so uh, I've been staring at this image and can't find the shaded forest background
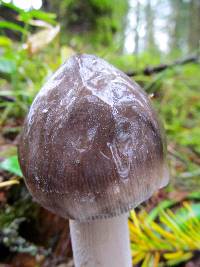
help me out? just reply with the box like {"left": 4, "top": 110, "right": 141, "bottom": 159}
{"left": 43, "top": 0, "right": 200, "bottom": 54}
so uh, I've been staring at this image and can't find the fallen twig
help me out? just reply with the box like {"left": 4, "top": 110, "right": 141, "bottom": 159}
{"left": 126, "top": 55, "right": 199, "bottom": 76}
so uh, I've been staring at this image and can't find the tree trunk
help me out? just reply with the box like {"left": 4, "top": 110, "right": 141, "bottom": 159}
{"left": 134, "top": 0, "right": 140, "bottom": 55}
{"left": 188, "top": 0, "right": 200, "bottom": 52}
{"left": 145, "top": 0, "right": 157, "bottom": 52}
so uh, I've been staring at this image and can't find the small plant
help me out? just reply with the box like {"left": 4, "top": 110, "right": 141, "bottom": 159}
{"left": 129, "top": 199, "right": 200, "bottom": 266}
{"left": 0, "top": 1, "right": 59, "bottom": 124}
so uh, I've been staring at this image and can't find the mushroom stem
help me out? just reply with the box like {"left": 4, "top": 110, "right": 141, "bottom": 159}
{"left": 69, "top": 213, "right": 132, "bottom": 267}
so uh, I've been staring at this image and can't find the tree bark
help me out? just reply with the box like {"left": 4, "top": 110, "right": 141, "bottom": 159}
{"left": 188, "top": 0, "right": 200, "bottom": 52}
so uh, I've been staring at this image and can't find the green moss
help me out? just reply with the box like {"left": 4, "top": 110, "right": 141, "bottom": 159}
{"left": 59, "top": 0, "right": 128, "bottom": 51}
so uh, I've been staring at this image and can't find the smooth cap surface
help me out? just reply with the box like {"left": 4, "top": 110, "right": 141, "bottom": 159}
{"left": 18, "top": 54, "right": 169, "bottom": 221}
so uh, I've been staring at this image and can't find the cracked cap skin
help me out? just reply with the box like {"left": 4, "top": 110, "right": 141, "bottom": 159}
{"left": 18, "top": 54, "right": 169, "bottom": 222}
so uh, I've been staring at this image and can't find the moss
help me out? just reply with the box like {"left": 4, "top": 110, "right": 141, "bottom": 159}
{"left": 57, "top": 0, "right": 128, "bottom": 51}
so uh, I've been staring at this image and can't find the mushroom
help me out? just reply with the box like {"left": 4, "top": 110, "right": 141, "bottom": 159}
{"left": 18, "top": 54, "right": 169, "bottom": 267}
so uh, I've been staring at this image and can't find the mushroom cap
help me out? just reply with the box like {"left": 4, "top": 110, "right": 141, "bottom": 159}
{"left": 18, "top": 54, "right": 169, "bottom": 221}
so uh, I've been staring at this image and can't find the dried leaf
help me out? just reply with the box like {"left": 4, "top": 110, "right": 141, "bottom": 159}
{"left": 24, "top": 25, "right": 60, "bottom": 55}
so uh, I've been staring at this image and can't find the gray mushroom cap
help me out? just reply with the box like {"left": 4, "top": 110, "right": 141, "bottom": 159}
{"left": 18, "top": 54, "right": 169, "bottom": 222}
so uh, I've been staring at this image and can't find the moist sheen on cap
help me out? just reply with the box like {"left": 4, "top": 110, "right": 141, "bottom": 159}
{"left": 18, "top": 54, "right": 169, "bottom": 221}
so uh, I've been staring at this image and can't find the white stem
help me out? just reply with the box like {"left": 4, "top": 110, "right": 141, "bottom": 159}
{"left": 69, "top": 214, "right": 132, "bottom": 267}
